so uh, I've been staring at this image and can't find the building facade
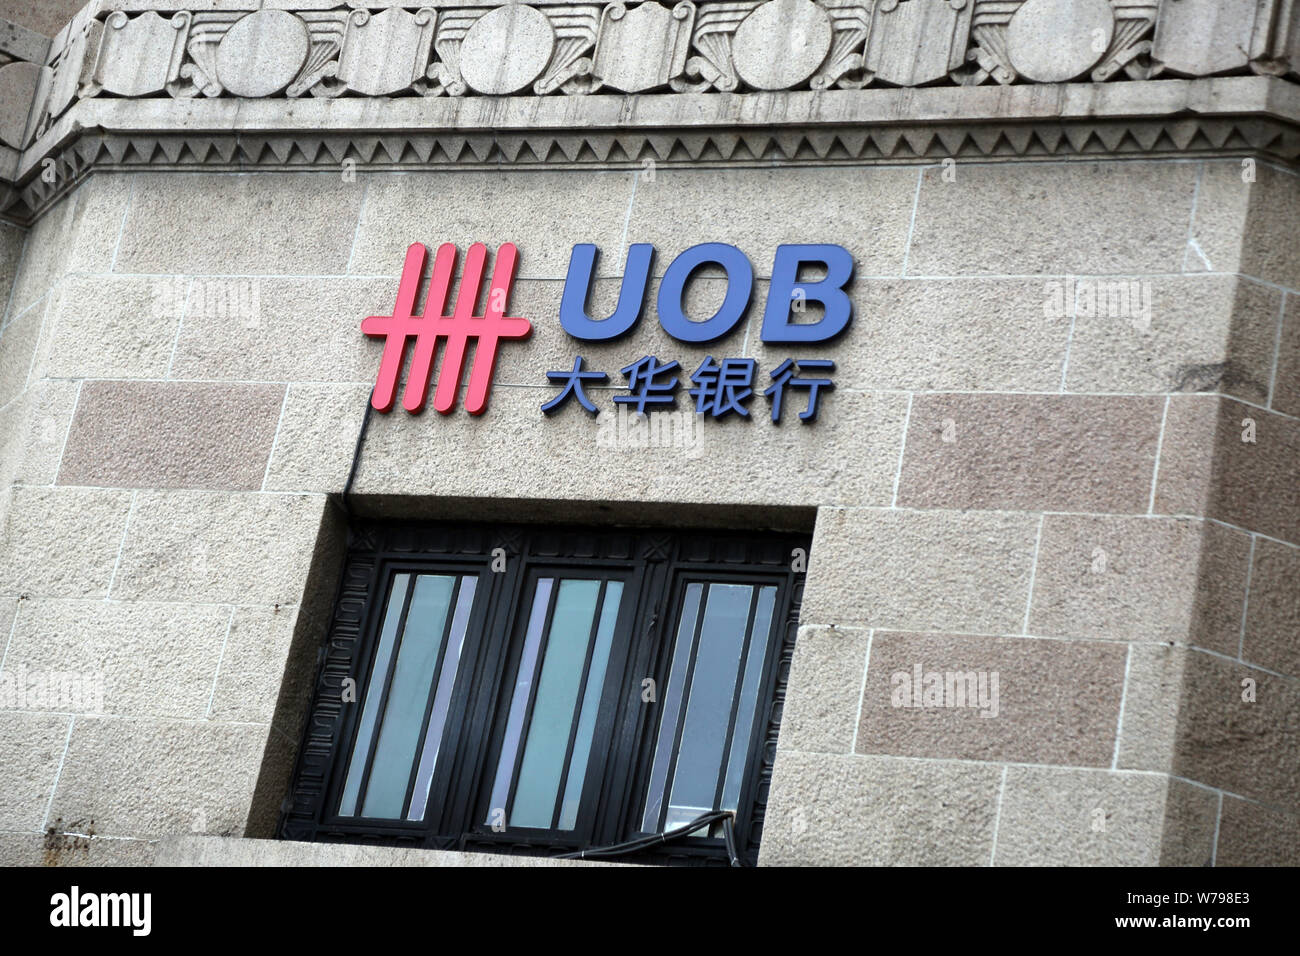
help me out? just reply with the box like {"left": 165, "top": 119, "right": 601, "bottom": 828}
{"left": 0, "top": 0, "right": 1297, "bottom": 867}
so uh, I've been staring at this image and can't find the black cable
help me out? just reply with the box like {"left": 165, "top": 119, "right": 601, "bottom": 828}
{"left": 341, "top": 390, "right": 376, "bottom": 518}
{"left": 557, "top": 810, "right": 745, "bottom": 866}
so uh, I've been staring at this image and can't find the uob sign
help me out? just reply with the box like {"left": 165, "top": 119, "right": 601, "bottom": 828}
{"left": 362, "top": 242, "right": 853, "bottom": 423}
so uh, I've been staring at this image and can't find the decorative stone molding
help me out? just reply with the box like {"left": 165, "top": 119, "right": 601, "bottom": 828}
{"left": 0, "top": 1, "right": 1298, "bottom": 223}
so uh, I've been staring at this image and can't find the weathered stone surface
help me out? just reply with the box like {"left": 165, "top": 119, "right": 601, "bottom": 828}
{"left": 908, "top": 161, "right": 1199, "bottom": 276}
{"left": 0, "top": 487, "right": 133, "bottom": 598}
{"left": 0, "top": 61, "right": 48, "bottom": 149}
{"left": 264, "top": 383, "right": 370, "bottom": 493}
{"left": 1006, "top": 0, "right": 1112, "bottom": 83}
{"left": 865, "top": 0, "right": 972, "bottom": 86}
{"left": 0, "top": 833, "right": 158, "bottom": 867}
{"left": 1274, "top": 294, "right": 1300, "bottom": 417}
{"left": 592, "top": 1, "right": 695, "bottom": 93}
{"left": 58, "top": 382, "right": 284, "bottom": 491}
{"left": 1242, "top": 538, "right": 1300, "bottom": 676}
{"left": 777, "top": 625, "right": 869, "bottom": 754}
{"left": 215, "top": 10, "right": 310, "bottom": 98}
{"left": 155, "top": 834, "right": 619, "bottom": 866}
{"left": 1216, "top": 796, "right": 1300, "bottom": 866}
{"left": 759, "top": 752, "right": 1001, "bottom": 865}
{"left": 1154, "top": 396, "right": 1300, "bottom": 545}
{"left": 169, "top": 277, "right": 390, "bottom": 383}
{"left": 855, "top": 631, "right": 1126, "bottom": 766}
{"left": 458, "top": 5, "right": 555, "bottom": 95}
{"left": 91, "top": 11, "right": 189, "bottom": 97}
{"left": 5, "top": 600, "right": 230, "bottom": 719}
{"left": 111, "top": 491, "right": 326, "bottom": 605}
{"left": 1062, "top": 275, "right": 1279, "bottom": 404}
{"left": 1118, "top": 645, "right": 1300, "bottom": 809}
{"left": 897, "top": 394, "right": 1164, "bottom": 512}
{"left": 625, "top": 165, "right": 916, "bottom": 278}
{"left": 47, "top": 717, "right": 271, "bottom": 839}
{"left": 336, "top": 8, "right": 436, "bottom": 96}
{"left": 1152, "top": 0, "right": 1255, "bottom": 76}
{"left": 208, "top": 605, "right": 303, "bottom": 725}
{"left": 995, "top": 768, "right": 1216, "bottom": 866}
{"left": 114, "top": 173, "right": 363, "bottom": 276}
{"left": 45, "top": 276, "right": 183, "bottom": 379}
{"left": 731, "top": 0, "right": 832, "bottom": 90}
{"left": 801, "top": 509, "right": 1039, "bottom": 633}
{"left": 1028, "top": 515, "right": 1250, "bottom": 653}
{"left": 0, "top": 712, "right": 71, "bottom": 831}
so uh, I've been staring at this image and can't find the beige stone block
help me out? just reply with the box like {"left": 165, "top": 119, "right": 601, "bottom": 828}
{"left": 1118, "top": 645, "right": 1300, "bottom": 809}
{"left": 0, "top": 486, "right": 133, "bottom": 598}
{"left": 170, "top": 276, "right": 396, "bottom": 383}
{"left": 1273, "top": 293, "right": 1300, "bottom": 418}
{"left": 48, "top": 717, "right": 270, "bottom": 839}
{"left": 0, "top": 300, "right": 43, "bottom": 408}
{"left": 0, "top": 220, "right": 24, "bottom": 323}
{"left": 1242, "top": 538, "right": 1300, "bottom": 676}
{"left": 1237, "top": 164, "right": 1300, "bottom": 289}
{"left": 57, "top": 381, "right": 284, "bottom": 491}
{"left": 1215, "top": 796, "right": 1300, "bottom": 866}
{"left": 855, "top": 631, "right": 1125, "bottom": 766}
{"left": 626, "top": 166, "right": 917, "bottom": 279}
{"left": 354, "top": 385, "right": 906, "bottom": 509}
{"left": 0, "top": 712, "right": 71, "bottom": 831}
{"left": 1028, "top": 515, "right": 1249, "bottom": 653}
{"left": 1186, "top": 159, "right": 1253, "bottom": 276}
{"left": 264, "top": 383, "right": 370, "bottom": 493}
{"left": 350, "top": 169, "right": 635, "bottom": 280}
{"left": 801, "top": 509, "right": 1038, "bottom": 633}
{"left": 777, "top": 625, "right": 869, "bottom": 755}
{"left": 154, "top": 834, "right": 618, "bottom": 867}
{"left": 758, "top": 751, "right": 1001, "bottom": 865}
{"left": 1064, "top": 275, "right": 1279, "bottom": 405}
{"left": 897, "top": 394, "right": 1164, "bottom": 512}
{"left": 907, "top": 161, "right": 1197, "bottom": 276}
{"left": 44, "top": 275, "right": 183, "bottom": 379}
{"left": 5, "top": 599, "right": 230, "bottom": 719}
{"left": 7, "top": 174, "right": 132, "bottom": 316}
{"left": 1154, "top": 395, "right": 1300, "bottom": 545}
{"left": 747, "top": 277, "right": 1069, "bottom": 392}
{"left": 111, "top": 491, "right": 326, "bottom": 605}
{"left": 114, "top": 172, "right": 363, "bottom": 276}
{"left": 994, "top": 768, "right": 1216, "bottom": 866}
{"left": 12, "top": 378, "right": 79, "bottom": 485}
{"left": 0, "top": 832, "right": 158, "bottom": 867}
{"left": 208, "top": 605, "right": 302, "bottom": 725}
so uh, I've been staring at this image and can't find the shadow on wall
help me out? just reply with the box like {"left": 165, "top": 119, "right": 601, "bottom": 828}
{"left": 0, "top": 1, "right": 87, "bottom": 38}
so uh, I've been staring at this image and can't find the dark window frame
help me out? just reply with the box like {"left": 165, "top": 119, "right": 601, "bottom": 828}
{"left": 279, "top": 520, "right": 808, "bottom": 866}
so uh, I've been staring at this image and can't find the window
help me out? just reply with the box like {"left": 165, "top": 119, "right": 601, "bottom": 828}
{"left": 281, "top": 522, "right": 808, "bottom": 866}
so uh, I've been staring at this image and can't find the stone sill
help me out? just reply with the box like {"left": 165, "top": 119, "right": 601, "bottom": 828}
{"left": 154, "top": 835, "right": 635, "bottom": 867}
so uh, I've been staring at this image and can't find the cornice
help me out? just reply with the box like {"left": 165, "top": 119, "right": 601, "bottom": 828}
{"left": 0, "top": 1, "right": 1298, "bottom": 224}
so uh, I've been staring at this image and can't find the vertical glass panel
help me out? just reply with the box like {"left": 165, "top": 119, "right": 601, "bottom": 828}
{"left": 486, "top": 579, "right": 554, "bottom": 822}
{"left": 509, "top": 579, "right": 603, "bottom": 829}
{"left": 640, "top": 582, "right": 704, "bottom": 832}
{"left": 556, "top": 580, "right": 623, "bottom": 830}
{"left": 663, "top": 583, "right": 753, "bottom": 830}
{"left": 720, "top": 585, "right": 776, "bottom": 812}
{"left": 338, "top": 574, "right": 411, "bottom": 817}
{"left": 406, "top": 576, "right": 478, "bottom": 821}
{"left": 361, "top": 574, "right": 456, "bottom": 819}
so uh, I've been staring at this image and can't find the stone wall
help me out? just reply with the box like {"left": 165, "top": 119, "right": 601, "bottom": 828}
{"left": 0, "top": 1, "right": 1297, "bottom": 867}
{"left": 0, "top": 154, "right": 1295, "bottom": 866}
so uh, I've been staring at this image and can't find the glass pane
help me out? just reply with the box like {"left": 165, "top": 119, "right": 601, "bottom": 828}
{"left": 509, "top": 579, "right": 603, "bottom": 829}
{"left": 486, "top": 578, "right": 554, "bottom": 822}
{"left": 641, "top": 582, "right": 704, "bottom": 832}
{"left": 720, "top": 586, "right": 776, "bottom": 811}
{"left": 338, "top": 574, "right": 411, "bottom": 817}
{"left": 406, "top": 576, "right": 478, "bottom": 821}
{"left": 361, "top": 574, "right": 456, "bottom": 819}
{"left": 557, "top": 580, "right": 623, "bottom": 830}
{"left": 663, "top": 583, "right": 753, "bottom": 830}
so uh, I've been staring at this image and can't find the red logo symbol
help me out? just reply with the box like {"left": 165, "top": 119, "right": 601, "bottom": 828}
{"left": 362, "top": 242, "right": 532, "bottom": 415}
